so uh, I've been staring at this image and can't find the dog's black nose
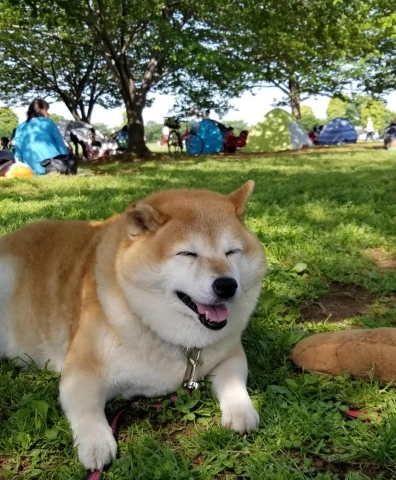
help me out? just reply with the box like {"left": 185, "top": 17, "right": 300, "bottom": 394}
{"left": 212, "top": 277, "right": 238, "bottom": 299}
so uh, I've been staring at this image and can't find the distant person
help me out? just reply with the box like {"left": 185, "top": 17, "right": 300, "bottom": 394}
{"left": 14, "top": 99, "right": 77, "bottom": 175}
{"left": 383, "top": 118, "right": 396, "bottom": 150}
{"left": 113, "top": 125, "right": 128, "bottom": 151}
{"left": 190, "top": 108, "right": 201, "bottom": 133}
{"left": 307, "top": 127, "right": 318, "bottom": 144}
{"left": 112, "top": 125, "right": 128, "bottom": 140}
{"left": 1, "top": 137, "right": 9, "bottom": 150}
{"left": 223, "top": 127, "right": 249, "bottom": 153}
{"left": 87, "top": 127, "right": 104, "bottom": 157}
{"left": 203, "top": 109, "right": 211, "bottom": 119}
{"left": 9, "top": 128, "right": 16, "bottom": 154}
{"left": 365, "top": 117, "right": 374, "bottom": 141}
{"left": 70, "top": 130, "right": 89, "bottom": 159}
{"left": 160, "top": 125, "right": 170, "bottom": 146}
{"left": 90, "top": 127, "right": 102, "bottom": 148}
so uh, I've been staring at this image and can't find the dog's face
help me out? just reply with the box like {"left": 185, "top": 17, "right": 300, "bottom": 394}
{"left": 116, "top": 181, "right": 266, "bottom": 348}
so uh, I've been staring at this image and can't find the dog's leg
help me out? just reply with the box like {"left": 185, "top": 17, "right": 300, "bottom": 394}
{"left": 209, "top": 342, "right": 259, "bottom": 434}
{"left": 60, "top": 369, "right": 116, "bottom": 471}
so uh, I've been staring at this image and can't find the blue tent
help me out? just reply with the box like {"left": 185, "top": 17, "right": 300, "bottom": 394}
{"left": 186, "top": 119, "right": 226, "bottom": 155}
{"left": 317, "top": 118, "right": 357, "bottom": 145}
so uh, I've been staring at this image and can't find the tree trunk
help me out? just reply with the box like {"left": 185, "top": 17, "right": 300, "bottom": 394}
{"left": 57, "top": 89, "right": 84, "bottom": 122}
{"left": 78, "top": 101, "right": 90, "bottom": 124}
{"left": 289, "top": 78, "right": 301, "bottom": 120}
{"left": 123, "top": 87, "right": 151, "bottom": 158}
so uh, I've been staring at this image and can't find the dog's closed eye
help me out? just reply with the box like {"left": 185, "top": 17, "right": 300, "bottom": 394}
{"left": 226, "top": 249, "right": 241, "bottom": 256}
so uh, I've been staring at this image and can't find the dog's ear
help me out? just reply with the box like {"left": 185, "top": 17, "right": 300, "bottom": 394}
{"left": 228, "top": 180, "right": 255, "bottom": 219}
{"left": 126, "top": 202, "right": 166, "bottom": 239}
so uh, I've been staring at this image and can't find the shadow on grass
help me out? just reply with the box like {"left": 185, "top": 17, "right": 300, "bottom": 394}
{"left": 2, "top": 151, "right": 396, "bottom": 293}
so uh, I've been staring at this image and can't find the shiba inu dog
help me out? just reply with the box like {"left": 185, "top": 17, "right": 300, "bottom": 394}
{"left": 0, "top": 181, "right": 266, "bottom": 471}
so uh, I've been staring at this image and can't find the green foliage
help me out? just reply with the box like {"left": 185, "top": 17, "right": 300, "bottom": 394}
{"left": 2, "top": 147, "right": 396, "bottom": 478}
{"left": 349, "top": 0, "right": 396, "bottom": 96}
{"left": 0, "top": 1, "right": 122, "bottom": 122}
{"left": 144, "top": 121, "right": 163, "bottom": 143}
{"left": 220, "top": 0, "right": 369, "bottom": 118}
{"left": 360, "top": 97, "right": 386, "bottom": 131}
{"left": 326, "top": 97, "right": 347, "bottom": 121}
{"left": 0, "top": 106, "right": 18, "bottom": 138}
{"left": 384, "top": 109, "right": 396, "bottom": 126}
{"left": 300, "top": 106, "right": 318, "bottom": 131}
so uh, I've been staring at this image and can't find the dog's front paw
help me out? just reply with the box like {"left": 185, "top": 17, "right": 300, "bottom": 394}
{"left": 75, "top": 422, "right": 117, "bottom": 471}
{"left": 221, "top": 400, "right": 260, "bottom": 434}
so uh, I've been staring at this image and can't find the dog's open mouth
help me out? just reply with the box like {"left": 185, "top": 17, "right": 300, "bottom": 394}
{"left": 176, "top": 291, "right": 228, "bottom": 330}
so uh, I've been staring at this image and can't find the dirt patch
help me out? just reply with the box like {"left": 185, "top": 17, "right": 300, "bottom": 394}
{"left": 365, "top": 248, "right": 396, "bottom": 271}
{"left": 298, "top": 283, "right": 377, "bottom": 323}
{"left": 312, "top": 458, "right": 392, "bottom": 479}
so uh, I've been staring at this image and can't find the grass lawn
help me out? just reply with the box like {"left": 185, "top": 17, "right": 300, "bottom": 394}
{"left": 2, "top": 146, "right": 396, "bottom": 479}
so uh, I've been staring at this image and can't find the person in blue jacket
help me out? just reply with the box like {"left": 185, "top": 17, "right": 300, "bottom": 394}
{"left": 15, "top": 99, "right": 77, "bottom": 175}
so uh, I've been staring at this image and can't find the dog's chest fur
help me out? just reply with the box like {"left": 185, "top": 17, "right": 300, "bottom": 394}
{"left": 96, "top": 323, "right": 229, "bottom": 400}
{"left": 108, "top": 344, "right": 187, "bottom": 398}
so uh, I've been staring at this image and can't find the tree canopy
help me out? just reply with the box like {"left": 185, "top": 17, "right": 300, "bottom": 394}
{"left": 2, "top": 0, "right": 396, "bottom": 156}
{"left": 346, "top": 0, "right": 396, "bottom": 97}
{"left": 217, "top": 0, "right": 369, "bottom": 120}
{"left": 0, "top": 1, "right": 122, "bottom": 123}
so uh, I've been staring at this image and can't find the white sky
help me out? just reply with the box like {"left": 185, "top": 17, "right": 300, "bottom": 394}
{"left": 10, "top": 88, "right": 396, "bottom": 128}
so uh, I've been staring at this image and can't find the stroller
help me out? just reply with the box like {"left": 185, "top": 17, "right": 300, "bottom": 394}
{"left": 224, "top": 129, "right": 249, "bottom": 153}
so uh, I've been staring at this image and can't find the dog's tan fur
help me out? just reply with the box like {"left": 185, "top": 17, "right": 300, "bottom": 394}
{"left": 0, "top": 181, "right": 266, "bottom": 470}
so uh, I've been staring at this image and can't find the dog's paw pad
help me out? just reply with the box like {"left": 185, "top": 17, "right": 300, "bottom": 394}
{"left": 76, "top": 423, "right": 117, "bottom": 471}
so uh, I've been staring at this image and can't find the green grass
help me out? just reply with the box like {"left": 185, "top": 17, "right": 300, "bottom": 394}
{"left": 2, "top": 146, "right": 396, "bottom": 479}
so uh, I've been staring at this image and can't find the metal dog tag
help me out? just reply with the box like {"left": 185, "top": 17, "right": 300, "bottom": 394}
{"left": 183, "top": 347, "right": 203, "bottom": 390}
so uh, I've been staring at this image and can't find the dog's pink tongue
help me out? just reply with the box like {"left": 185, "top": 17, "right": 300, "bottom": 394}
{"left": 196, "top": 302, "right": 228, "bottom": 322}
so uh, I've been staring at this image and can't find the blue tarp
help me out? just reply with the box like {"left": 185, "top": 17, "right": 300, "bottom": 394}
{"left": 317, "top": 118, "right": 357, "bottom": 145}
{"left": 195, "top": 119, "right": 226, "bottom": 154}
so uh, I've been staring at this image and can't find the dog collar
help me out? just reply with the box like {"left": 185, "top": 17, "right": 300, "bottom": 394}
{"left": 182, "top": 347, "right": 202, "bottom": 390}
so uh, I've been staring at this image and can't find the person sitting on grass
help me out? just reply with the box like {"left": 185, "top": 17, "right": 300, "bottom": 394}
{"left": 383, "top": 118, "right": 396, "bottom": 150}
{"left": 111, "top": 125, "right": 129, "bottom": 151}
{"left": 88, "top": 127, "right": 103, "bottom": 157}
{"left": 307, "top": 127, "right": 318, "bottom": 144}
{"left": 224, "top": 127, "right": 249, "bottom": 153}
{"left": 14, "top": 98, "right": 77, "bottom": 175}
{"left": 1, "top": 136, "right": 10, "bottom": 150}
